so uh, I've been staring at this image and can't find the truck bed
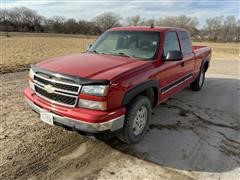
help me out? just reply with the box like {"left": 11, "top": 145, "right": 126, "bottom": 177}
{"left": 193, "top": 45, "right": 211, "bottom": 59}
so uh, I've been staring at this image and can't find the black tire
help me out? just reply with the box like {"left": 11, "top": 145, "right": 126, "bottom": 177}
{"left": 190, "top": 68, "right": 206, "bottom": 91}
{"left": 118, "top": 95, "right": 151, "bottom": 144}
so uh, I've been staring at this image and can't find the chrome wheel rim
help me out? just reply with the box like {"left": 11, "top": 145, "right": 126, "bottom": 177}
{"left": 199, "top": 70, "right": 204, "bottom": 87}
{"left": 132, "top": 106, "right": 148, "bottom": 136}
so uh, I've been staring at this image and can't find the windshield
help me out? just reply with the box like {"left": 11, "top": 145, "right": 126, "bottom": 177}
{"left": 88, "top": 31, "right": 160, "bottom": 60}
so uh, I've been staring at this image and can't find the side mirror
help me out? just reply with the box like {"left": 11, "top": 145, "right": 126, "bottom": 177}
{"left": 87, "top": 44, "right": 92, "bottom": 51}
{"left": 165, "top": 51, "right": 183, "bottom": 61}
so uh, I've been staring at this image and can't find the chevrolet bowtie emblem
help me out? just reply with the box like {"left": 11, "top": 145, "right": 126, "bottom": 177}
{"left": 44, "top": 84, "right": 55, "bottom": 94}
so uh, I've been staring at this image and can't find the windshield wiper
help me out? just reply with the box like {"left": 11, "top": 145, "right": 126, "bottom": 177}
{"left": 88, "top": 50, "right": 106, "bottom": 55}
{"left": 116, "top": 52, "right": 137, "bottom": 59}
{"left": 88, "top": 50, "right": 98, "bottom": 54}
{"left": 89, "top": 51, "right": 139, "bottom": 59}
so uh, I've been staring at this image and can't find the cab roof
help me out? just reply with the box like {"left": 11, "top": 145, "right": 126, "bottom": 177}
{"left": 109, "top": 26, "right": 187, "bottom": 33}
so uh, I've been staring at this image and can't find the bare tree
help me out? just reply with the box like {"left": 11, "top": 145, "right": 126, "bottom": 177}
{"left": 0, "top": 7, "right": 43, "bottom": 32}
{"left": 0, "top": 9, "right": 13, "bottom": 31}
{"left": 222, "top": 16, "right": 238, "bottom": 42}
{"left": 64, "top": 18, "right": 79, "bottom": 34}
{"left": 205, "top": 16, "right": 224, "bottom": 42}
{"left": 44, "top": 16, "right": 65, "bottom": 33}
{"left": 127, "top": 15, "right": 143, "bottom": 26}
{"left": 237, "top": 19, "right": 240, "bottom": 42}
{"left": 0, "top": 9, "right": 9, "bottom": 22}
{"left": 1, "top": 6, "right": 239, "bottom": 42}
{"left": 143, "top": 19, "right": 155, "bottom": 26}
{"left": 157, "top": 15, "right": 199, "bottom": 37}
{"left": 78, "top": 20, "right": 101, "bottom": 35}
{"left": 94, "top": 12, "right": 121, "bottom": 32}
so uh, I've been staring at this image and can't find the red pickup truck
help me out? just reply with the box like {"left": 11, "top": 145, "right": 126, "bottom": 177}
{"left": 24, "top": 26, "right": 211, "bottom": 144}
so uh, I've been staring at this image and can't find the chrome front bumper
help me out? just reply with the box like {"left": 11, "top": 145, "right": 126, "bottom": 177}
{"left": 25, "top": 98, "right": 125, "bottom": 133}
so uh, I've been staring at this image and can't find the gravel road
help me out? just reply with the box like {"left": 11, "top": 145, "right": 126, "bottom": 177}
{"left": 0, "top": 60, "right": 239, "bottom": 180}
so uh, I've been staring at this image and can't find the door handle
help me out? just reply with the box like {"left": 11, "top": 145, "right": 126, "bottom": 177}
{"left": 181, "top": 61, "right": 185, "bottom": 67}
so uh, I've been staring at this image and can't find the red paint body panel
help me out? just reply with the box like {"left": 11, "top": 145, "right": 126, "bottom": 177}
{"left": 24, "top": 26, "right": 211, "bottom": 124}
{"left": 37, "top": 53, "right": 147, "bottom": 80}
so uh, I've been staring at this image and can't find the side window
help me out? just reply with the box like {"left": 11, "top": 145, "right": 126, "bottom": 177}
{"left": 180, "top": 31, "right": 192, "bottom": 55}
{"left": 163, "top": 32, "right": 180, "bottom": 57}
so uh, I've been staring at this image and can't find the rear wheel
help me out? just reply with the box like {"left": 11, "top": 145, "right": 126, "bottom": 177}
{"left": 190, "top": 68, "right": 205, "bottom": 91}
{"left": 118, "top": 95, "right": 151, "bottom": 144}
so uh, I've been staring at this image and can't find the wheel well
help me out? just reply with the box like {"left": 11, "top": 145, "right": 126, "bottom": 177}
{"left": 123, "top": 80, "right": 159, "bottom": 108}
{"left": 131, "top": 87, "right": 158, "bottom": 108}
{"left": 203, "top": 61, "right": 209, "bottom": 72}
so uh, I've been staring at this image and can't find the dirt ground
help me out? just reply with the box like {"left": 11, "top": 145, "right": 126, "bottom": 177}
{"left": 0, "top": 59, "right": 239, "bottom": 180}
{"left": 0, "top": 35, "right": 95, "bottom": 74}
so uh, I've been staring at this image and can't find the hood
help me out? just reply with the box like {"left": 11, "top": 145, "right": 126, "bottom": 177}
{"left": 36, "top": 53, "right": 148, "bottom": 80}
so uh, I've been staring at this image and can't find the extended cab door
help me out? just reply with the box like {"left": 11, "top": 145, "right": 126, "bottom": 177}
{"left": 178, "top": 31, "right": 195, "bottom": 81}
{"left": 157, "top": 31, "right": 186, "bottom": 101}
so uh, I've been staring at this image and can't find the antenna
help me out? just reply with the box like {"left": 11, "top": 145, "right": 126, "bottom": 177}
{"left": 150, "top": 24, "right": 154, "bottom": 29}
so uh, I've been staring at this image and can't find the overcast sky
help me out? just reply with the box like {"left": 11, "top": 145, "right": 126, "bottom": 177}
{"left": 1, "top": 0, "right": 239, "bottom": 27}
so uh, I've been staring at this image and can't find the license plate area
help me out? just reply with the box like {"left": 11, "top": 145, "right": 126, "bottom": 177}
{"left": 40, "top": 110, "right": 54, "bottom": 125}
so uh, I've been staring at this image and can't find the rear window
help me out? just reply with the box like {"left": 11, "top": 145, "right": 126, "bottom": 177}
{"left": 179, "top": 31, "right": 192, "bottom": 55}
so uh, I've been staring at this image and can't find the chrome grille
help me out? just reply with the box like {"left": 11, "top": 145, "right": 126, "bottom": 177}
{"left": 35, "top": 86, "right": 76, "bottom": 105}
{"left": 34, "top": 76, "right": 79, "bottom": 92}
{"left": 33, "top": 73, "right": 81, "bottom": 107}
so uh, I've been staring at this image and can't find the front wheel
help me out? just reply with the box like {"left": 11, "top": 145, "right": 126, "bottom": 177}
{"left": 190, "top": 68, "right": 206, "bottom": 91}
{"left": 118, "top": 95, "right": 151, "bottom": 144}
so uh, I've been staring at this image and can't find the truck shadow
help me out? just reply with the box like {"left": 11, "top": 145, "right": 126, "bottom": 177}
{"left": 107, "top": 77, "right": 240, "bottom": 173}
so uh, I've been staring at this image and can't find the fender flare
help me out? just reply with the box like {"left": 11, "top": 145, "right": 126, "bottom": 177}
{"left": 200, "top": 57, "right": 210, "bottom": 71}
{"left": 122, "top": 80, "right": 159, "bottom": 106}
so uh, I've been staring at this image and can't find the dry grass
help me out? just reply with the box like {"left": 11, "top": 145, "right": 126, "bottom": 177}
{"left": 0, "top": 33, "right": 239, "bottom": 74}
{"left": 193, "top": 42, "right": 239, "bottom": 60}
{"left": 0, "top": 35, "right": 95, "bottom": 73}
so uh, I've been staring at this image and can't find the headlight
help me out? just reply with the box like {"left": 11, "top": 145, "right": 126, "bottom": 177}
{"left": 29, "top": 68, "right": 34, "bottom": 80}
{"left": 81, "top": 85, "right": 108, "bottom": 96}
{"left": 78, "top": 99, "right": 107, "bottom": 110}
{"left": 29, "top": 68, "right": 35, "bottom": 91}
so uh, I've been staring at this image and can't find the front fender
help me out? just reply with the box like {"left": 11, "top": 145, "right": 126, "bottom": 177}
{"left": 122, "top": 80, "right": 159, "bottom": 106}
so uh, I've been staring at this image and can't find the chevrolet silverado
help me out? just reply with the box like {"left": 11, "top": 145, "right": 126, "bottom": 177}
{"left": 24, "top": 26, "right": 211, "bottom": 144}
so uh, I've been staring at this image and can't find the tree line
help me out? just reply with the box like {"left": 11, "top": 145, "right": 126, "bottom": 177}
{"left": 0, "top": 7, "right": 239, "bottom": 42}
